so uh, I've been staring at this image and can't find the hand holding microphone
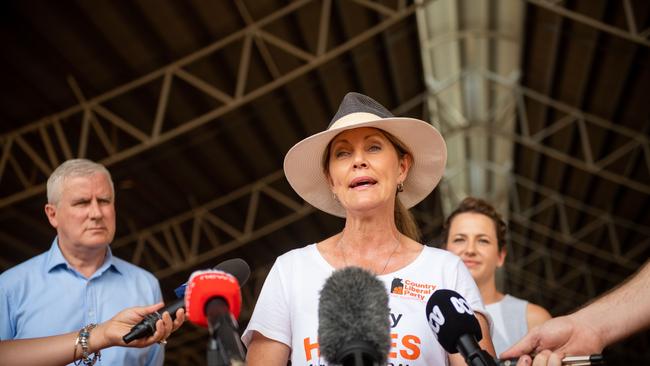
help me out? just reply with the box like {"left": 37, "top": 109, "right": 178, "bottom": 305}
{"left": 425, "top": 290, "right": 604, "bottom": 366}
{"left": 122, "top": 258, "right": 250, "bottom": 344}
{"left": 499, "top": 314, "right": 605, "bottom": 366}
{"left": 103, "top": 303, "right": 182, "bottom": 348}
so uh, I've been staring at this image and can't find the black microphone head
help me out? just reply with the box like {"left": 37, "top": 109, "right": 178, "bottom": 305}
{"left": 425, "top": 289, "right": 482, "bottom": 354}
{"left": 122, "top": 298, "right": 185, "bottom": 344}
{"left": 318, "top": 266, "right": 391, "bottom": 365}
{"left": 214, "top": 258, "right": 250, "bottom": 286}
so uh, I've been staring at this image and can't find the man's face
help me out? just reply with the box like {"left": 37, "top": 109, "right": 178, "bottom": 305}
{"left": 45, "top": 173, "right": 116, "bottom": 251}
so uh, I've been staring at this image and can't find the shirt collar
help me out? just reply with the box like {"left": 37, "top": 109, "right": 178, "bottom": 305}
{"left": 45, "top": 237, "right": 123, "bottom": 277}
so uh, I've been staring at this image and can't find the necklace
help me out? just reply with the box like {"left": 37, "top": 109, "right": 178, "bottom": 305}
{"left": 337, "top": 234, "right": 401, "bottom": 275}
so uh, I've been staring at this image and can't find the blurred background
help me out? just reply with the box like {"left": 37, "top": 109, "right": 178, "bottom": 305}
{"left": 0, "top": 0, "right": 648, "bottom": 364}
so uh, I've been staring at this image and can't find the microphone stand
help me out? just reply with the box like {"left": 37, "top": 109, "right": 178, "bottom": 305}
{"left": 457, "top": 334, "right": 497, "bottom": 366}
{"left": 335, "top": 341, "right": 381, "bottom": 366}
{"left": 205, "top": 298, "right": 246, "bottom": 366}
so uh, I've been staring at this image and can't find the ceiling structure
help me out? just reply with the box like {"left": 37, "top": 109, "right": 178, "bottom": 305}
{"left": 0, "top": 1, "right": 648, "bottom": 365}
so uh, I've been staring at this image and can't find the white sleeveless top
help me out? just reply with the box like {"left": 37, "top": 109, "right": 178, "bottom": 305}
{"left": 485, "top": 294, "right": 528, "bottom": 355}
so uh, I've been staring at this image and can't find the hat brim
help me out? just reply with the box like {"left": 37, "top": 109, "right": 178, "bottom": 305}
{"left": 283, "top": 117, "right": 447, "bottom": 218}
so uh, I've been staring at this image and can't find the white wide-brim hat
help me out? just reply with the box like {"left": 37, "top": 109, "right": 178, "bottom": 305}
{"left": 283, "top": 92, "right": 447, "bottom": 218}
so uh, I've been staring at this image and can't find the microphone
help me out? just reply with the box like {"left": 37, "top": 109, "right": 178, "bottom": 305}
{"left": 122, "top": 258, "right": 250, "bottom": 344}
{"left": 318, "top": 267, "right": 391, "bottom": 366}
{"left": 185, "top": 269, "right": 245, "bottom": 365}
{"left": 425, "top": 289, "right": 496, "bottom": 366}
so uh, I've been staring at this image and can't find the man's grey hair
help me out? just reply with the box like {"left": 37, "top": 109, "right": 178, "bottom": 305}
{"left": 46, "top": 159, "right": 115, "bottom": 204}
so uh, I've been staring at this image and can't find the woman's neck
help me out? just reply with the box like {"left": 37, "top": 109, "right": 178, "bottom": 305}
{"left": 478, "top": 278, "right": 504, "bottom": 305}
{"left": 340, "top": 211, "right": 401, "bottom": 250}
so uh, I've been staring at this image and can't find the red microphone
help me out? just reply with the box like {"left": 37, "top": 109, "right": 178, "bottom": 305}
{"left": 185, "top": 270, "right": 242, "bottom": 326}
{"left": 185, "top": 269, "right": 245, "bottom": 365}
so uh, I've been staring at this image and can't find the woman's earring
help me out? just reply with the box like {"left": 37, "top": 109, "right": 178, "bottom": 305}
{"left": 397, "top": 182, "right": 404, "bottom": 193}
{"left": 333, "top": 192, "right": 340, "bottom": 203}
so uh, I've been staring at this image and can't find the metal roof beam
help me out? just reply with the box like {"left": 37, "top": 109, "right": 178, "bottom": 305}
{"left": 417, "top": 0, "right": 524, "bottom": 217}
{"left": 526, "top": 0, "right": 650, "bottom": 48}
{"left": 0, "top": 0, "right": 430, "bottom": 209}
{"left": 111, "top": 170, "right": 314, "bottom": 279}
{"left": 435, "top": 72, "right": 650, "bottom": 196}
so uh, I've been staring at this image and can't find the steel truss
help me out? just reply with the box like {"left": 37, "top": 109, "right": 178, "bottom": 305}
{"left": 417, "top": 0, "right": 648, "bottom": 315}
{"left": 526, "top": 0, "right": 650, "bottom": 48}
{"left": 416, "top": 0, "right": 524, "bottom": 219}
{"left": 111, "top": 170, "right": 314, "bottom": 279}
{"left": 435, "top": 71, "right": 650, "bottom": 196}
{"left": 432, "top": 70, "right": 649, "bottom": 307}
{"left": 431, "top": 71, "right": 649, "bottom": 313}
{"left": 0, "top": 0, "right": 429, "bottom": 209}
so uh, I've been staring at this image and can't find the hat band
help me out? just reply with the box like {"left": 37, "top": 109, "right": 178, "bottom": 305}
{"left": 328, "top": 112, "right": 384, "bottom": 130}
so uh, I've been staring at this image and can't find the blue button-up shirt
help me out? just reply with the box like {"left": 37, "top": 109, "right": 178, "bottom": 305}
{"left": 0, "top": 239, "right": 164, "bottom": 366}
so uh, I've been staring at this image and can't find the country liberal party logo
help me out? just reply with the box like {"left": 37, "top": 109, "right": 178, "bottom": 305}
{"left": 390, "top": 277, "right": 436, "bottom": 301}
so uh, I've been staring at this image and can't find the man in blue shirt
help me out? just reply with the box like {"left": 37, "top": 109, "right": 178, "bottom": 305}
{"left": 0, "top": 159, "right": 166, "bottom": 365}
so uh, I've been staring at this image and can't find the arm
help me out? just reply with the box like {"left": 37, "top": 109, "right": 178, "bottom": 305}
{"left": 0, "top": 303, "right": 184, "bottom": 366}
{"left": 503, "top": 260, "right": 650, "bottom": 363}
{"left": 245, "top": 331, "right": 291, "bottom": 366}
{"left": 525, "top": 303, "right": 552, "bottom": 330}
{"left": 449, "top": 312, "right": 495, "bottom": 366}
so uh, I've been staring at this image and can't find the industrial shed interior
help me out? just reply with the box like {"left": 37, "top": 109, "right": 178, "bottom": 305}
{"left": 0, "top": 0, "right": 648, "bottom": 364}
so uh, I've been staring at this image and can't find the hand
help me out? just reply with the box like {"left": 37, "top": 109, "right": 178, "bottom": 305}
{"left": 501, "top": 314, "right": 604, "bottom": 366}
{"left": 94, "top": 303, "right": 186, "bottom": 349}
{"left": 511, "top": 350, "right": 563, "bottom": 366}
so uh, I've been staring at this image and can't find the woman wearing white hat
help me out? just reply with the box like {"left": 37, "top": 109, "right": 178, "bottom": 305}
{"left": 242, "top": 92, "right": 495, "bottom": 365}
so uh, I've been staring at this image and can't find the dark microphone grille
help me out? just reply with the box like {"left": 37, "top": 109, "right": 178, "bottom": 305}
{"left": 215, "top": 258, "right": 251, "bottom": 286}
{"left": 318, "top": 266, "right": 391, "bottom": 365}
{"left": 425, "top": 289, "right": 482, "bottom": 354}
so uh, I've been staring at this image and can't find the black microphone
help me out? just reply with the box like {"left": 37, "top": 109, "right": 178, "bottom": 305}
{"left": 122, "top": 258, "right": 251, "bottom": 344}
{"left": 318, "top": 267, "right": 391, "bottom": 366}
{"left": 425, "top": 289, "right": 496, "bottom": 366}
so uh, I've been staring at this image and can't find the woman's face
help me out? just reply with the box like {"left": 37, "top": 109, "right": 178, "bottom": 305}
{"left": 446, "top": 212, "right": 505, "bottom": 286}
{"left": 327, "top": 127, "right": 410, "bottom": 216}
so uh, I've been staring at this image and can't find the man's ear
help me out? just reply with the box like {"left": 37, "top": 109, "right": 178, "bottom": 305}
{"left": 44, "top": 203, "right": 58, "bottom": 229}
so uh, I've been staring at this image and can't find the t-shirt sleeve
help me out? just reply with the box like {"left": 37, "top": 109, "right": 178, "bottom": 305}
{"left": 241, "top": 257, "right": 292, "bottom": 348}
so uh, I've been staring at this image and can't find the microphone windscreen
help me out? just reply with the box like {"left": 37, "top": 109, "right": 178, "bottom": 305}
{"left": 213, "top": 258, "right": 251, "bottom": 286}
{"left": 185, "top": 270, "right": 242, "bottom": 327}
{"left": 318, "top": 266, "right": 391, "bottom": 365}
{"left": 425, "top": 289, "right": 482, "bottom": 354}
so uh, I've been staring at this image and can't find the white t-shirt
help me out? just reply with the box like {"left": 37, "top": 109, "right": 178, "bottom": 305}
{"left": 242, "top": 244, "right": 487, "bottom": 366}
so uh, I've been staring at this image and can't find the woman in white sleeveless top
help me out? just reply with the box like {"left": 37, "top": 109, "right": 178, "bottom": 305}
{"left": 443, "top": 197, "right": 552, "bottom": 356}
